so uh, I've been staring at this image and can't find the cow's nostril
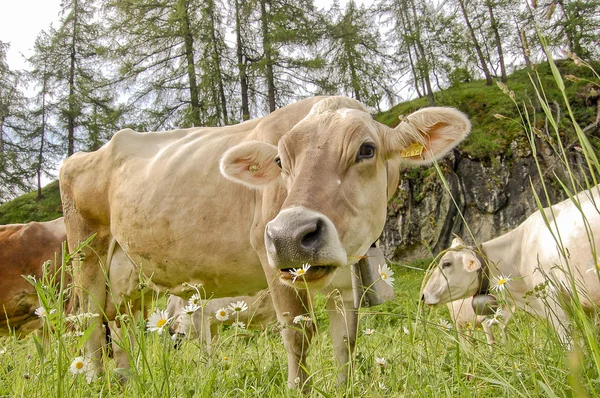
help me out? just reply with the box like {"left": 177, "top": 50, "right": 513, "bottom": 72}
{"left": 301, "top": 218, "right": 324, "bottom": 250}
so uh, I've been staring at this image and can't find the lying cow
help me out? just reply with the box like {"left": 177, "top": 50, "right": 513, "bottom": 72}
{"left": 0, "top": 217, "right": 66, "bottom": 336}
{"left": 60, "top": 95, "right": 470, "bottom": 386}
{"left": 423, "top": 185, "right": 600, "bottom": 345}
{"left": 447, "top": 298, "right": 513, "bottom": 348}
{"left": 167, "top": 290, "right": 277, "bottom": 349}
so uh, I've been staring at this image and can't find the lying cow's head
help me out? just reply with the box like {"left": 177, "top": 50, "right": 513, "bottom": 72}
{"left": 422, "top": 237, "right": 482, "bottom": 305}
{"left": 220, "top": 97, "right": 470, "bottom": 289}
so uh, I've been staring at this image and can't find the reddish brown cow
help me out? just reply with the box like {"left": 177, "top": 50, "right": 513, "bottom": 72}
{"left": 0, "top": 217, "right": 66, "bottom": 335}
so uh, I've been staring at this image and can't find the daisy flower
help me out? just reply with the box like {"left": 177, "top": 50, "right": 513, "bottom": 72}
{"left": 403, "top": 326, "right": 410, "bottom": 335}
{"left": 485, "top": 307, "right": 503, "bottom": 327}
{"left": 146, "top": 309, "right": 172, "bottom": 335}
{"left": 228, "top": 300, "right": 248, "bottom": 313}
{"left": 215, "top": 308, "right": 230, "bottom": 321}
{"left": 378, "top": 381, "right": 387, "bottom": 391}
{"left": 34, "top": 306, "right": 55, "bottom": 318}
{"left": 293, "top": 315, "right": 312, "bottom": 324}
{"left": 362, "top": 328, "right": 375, "bottom": 336}
{"left": 70, "top": 356, "right": 95, "bottom": 382}
{"left": 290, "top": 263, "right": 311, "bottom": 283}
{"left": 439, "top": 318, "right": 453, "bottom": 331}
{"left": 490, "top": 274, "right": 512, "bottom": 293}
{"left": 375, "top": 357, "right": 386, "bottom": 367}
{"left": 188, "top": 293, "right": 202, "bottom": 307}
{"left": 231, "top": 321, "right": 246, "bottom": 329}
{"left": 378, "top": 264, "right": 395, "bottom": 287}
{"left": 182, "top": 303, "right": 200, "bottom": 315}
{"left": 586, "top": 263, "right": 600, "bottom": 274}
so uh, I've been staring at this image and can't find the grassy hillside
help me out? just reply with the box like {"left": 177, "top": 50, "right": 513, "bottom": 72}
{"left": 376, "top": 60, "right": 599, "bottom": 158}
{"left": 0, "top": 180, "right": 62, "bottom": 224}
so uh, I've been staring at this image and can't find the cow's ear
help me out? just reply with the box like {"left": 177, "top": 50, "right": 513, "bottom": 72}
{"left": 462, "top": 252, "right": 481, "bottom": 273}
{"left": 220, "top": 141, "right": 281, "bottom": 188}
{"left": 450, "top": 237, "right": 464, "bottom": 248}
{"left": 380, "top": 107, "right": 470, "bottom": 165}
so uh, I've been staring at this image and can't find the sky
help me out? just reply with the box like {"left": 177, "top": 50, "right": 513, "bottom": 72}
{"left": 0, "top": 0, "right": 63, "bottom": 70}
{"left": 0, "top": 0, "right": 347, "bottom": 71}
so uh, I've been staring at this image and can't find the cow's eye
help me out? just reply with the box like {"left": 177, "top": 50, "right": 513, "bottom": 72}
{"left": 356, "top": 143, "right": 376, "bottom": 161}
{"left": 274, "top": 157, "right": 282, "bottom": 168}
{"left": 441, "top": 261, "right": 452, "bottom": 269}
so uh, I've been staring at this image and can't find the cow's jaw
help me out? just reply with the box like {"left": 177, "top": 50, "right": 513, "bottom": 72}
{"left": 265, "top": 207, "right": 347, "bottom": 289}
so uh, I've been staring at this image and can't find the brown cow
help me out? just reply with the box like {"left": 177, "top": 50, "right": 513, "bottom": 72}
{"left": 0, "top": 217, "right": 66, "bottom": 336}
{"left": 60, "top": 96, "right": 470, "bottom": 386}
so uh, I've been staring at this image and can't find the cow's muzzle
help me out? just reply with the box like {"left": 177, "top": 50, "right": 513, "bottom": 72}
{"left": 265, "top": 207, "right": 347, "bottom": 274}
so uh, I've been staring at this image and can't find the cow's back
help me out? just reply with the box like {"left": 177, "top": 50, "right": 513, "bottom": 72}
{"left": 0, "top": 218, "right": 66, "bottom": 334}
{"left": 59, "top": 97, "right": 327, "bottom": 296}
{"left": 520, "top": 186, "right": 600, "bottom": 305}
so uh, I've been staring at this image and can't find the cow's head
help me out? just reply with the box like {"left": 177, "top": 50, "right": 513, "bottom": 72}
{"left": 220, "top": 97, "right": 471, "bottom": 289}
{"left": 422, "top": 237, "right": 482, "bottom": 305}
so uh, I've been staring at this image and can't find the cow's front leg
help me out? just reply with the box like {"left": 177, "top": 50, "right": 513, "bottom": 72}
{"left": 261, "top": 260, "right": 315, "bottom": 389}
{"left": 326, "top": 288, "right": 358, "bottom": 384}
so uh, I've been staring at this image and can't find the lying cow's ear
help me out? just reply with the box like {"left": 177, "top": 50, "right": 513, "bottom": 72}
{"left": 450, "top": 237, "right": 464, "bottom": 248}
{"left": 220, "top": 141, "right": 281, "bottom": 188}
{"left": 381, "top": 107, "right": 471, "bottom": 165}
{"left": 462, "top": 252, "right": 481, "bottom": 272}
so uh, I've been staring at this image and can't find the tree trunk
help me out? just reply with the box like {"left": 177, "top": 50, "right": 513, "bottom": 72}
{"left": 408, "top": 0, "right": 434, "bottom": 105}
{"left": 206, "top": 0, "right": 228, "bottom": 125}
{"left": 235, "top": 0, "right": 250, "bottom": 121}
{"left": 67, "top": 0, "right": 78, "bottom": 156}
{"left": 486, "top": 0, "right": 506, "bottom": 82}
{"left": 37, "top": 70, "right": 48, "bottom": 199}
{"left": 260, "top": 0, "right": 276, "bottom": 113}
{"left": 457, "top": 0, "right": 493, "bottom": 85}
{"left": 178, "top": 0, "right": 202, "bottom": 126}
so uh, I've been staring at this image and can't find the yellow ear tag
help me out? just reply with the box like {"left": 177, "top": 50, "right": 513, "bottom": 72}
{"left": 248, "top": 164, "right": 259, "bottom": 173}
{"left": 400, "top": 142, "right": 424, "bottom": 158}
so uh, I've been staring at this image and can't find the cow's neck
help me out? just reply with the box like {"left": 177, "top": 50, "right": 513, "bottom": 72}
{"left": 480, "top": 226, "right": 524, "bottom": 279}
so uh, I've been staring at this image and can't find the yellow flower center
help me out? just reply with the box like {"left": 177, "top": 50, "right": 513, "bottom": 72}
{"left": 381, "top": 273, "right": 388, "bottom": 280}
{"left": 498, "top": 279, "right": 507, "bottom": 286}
{"left": 75, "top": 362, "right": 84, "bottom": 370}
{"left": 157, "top": 319, "right": 167, "bottom": 328}
{"left": 297, "top": 269, "right": 305, "bottom": 275}
{"left": 223, "top": 356, "right": 230, "bottom": 361}
{"left": 219, "top": 311, "right": 226, "bottom": 316}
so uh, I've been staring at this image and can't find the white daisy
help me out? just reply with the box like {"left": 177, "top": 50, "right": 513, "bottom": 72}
{"left": 403, "top": 326, "right": 410, "bottom": 335}
{"left": 375, "top": 357, "right": 386, "bottom": 367}
{"left": 227, "top": 301, "right": 248, "bottom": 313}
{"left": 231, "top": 321, "right": 246, "bottom": 329}
{"left": 69, "top": 356, "right": 93, "bottom": 382}
{"left": 292, "top": 315, "right": 312, "bottom": 324}
{"left": 34, "top": 306, "right": 55, "bottom": 318}
{"left": 378, "top": 264, "right": 395, "bottom": 287}
{"left": 490, "top": 274, "right": 512, "bottom": 292}
{"left": 146, "top": 309, "right": 172, "bottom": 335}
{"left": 378, "top": 381, "right": 387, "bottom": 391}
{"left": 182, "top": 303, "right": 200, "bottom": 315}
{"left": 188, "top": 293, "right": 202, "bottom": 306}
{"left": 215, "top": 308, "right": 230, "bottom": 321}
{"left": 485, "top": 307, "right": 504, "bottom": 327}
{"left": 362, "top": 328, "right": 375, "bottom": 336}
{"left": 290, "top": 263, "right": 311, "bottom": 283}
{"left": 439, "top": 318, "right": 453, "bottom": 331}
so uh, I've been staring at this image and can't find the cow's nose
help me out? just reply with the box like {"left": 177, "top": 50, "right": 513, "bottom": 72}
{"left": 266, "top": 213, "right": 329, "bottom": 266}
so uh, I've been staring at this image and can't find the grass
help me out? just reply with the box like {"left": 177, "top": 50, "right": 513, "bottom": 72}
{"left": 1, "top": 256, "right": 599, "bottom": 397}
{"left": 0, "top": 180, "right": 62, "bottom": 224}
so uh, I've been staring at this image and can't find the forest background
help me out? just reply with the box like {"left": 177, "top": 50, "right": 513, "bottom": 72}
{"left": 0, "top": 0, "right": 599, "bottom": 204}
